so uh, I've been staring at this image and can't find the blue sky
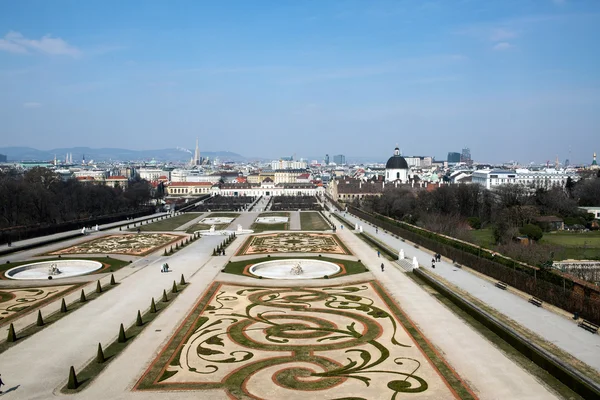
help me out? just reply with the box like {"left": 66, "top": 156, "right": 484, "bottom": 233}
{"left": 0, "top": 0, "right": 599, "bottom": 164}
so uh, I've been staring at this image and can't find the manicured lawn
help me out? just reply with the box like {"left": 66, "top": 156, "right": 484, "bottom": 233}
{"left": 250, "top": 222, "right": 288, "bottom": 232}
{"left": 541, "top": 231, "right": 600, "bottom": 260}
{"left": 258, "top": 212, "right": 289, "bottom": 217}
{"left": 223, "top": 256, "right": 367, "bottom": 278}
{"left": 252, "top": 212, "right": 290, "bottom": 232}
{"left": 205, "top": 212, "right": 240, "bottom": 218}
{"left": 131, "top": 213, "right": 200, "bottom": 232}
{"left": 467, "top": 227, "right": 600, "bottom": 260}
{"left": 300, "top": 212, "right": 330, "bottom": 231}
{"left": 468, "top": 228, "right": 495, "bottom": 248}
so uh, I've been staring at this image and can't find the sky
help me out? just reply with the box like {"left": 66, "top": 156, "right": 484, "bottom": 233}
{"left": 0, "top": 0, "right": 599, "bottom": 164}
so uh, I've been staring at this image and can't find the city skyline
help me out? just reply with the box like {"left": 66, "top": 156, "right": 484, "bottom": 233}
{"left": 1, "top": 1, "right": 599, "bottom": 163}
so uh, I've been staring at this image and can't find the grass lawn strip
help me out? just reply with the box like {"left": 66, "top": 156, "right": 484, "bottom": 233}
{"left": 0, "top": 280, "right": 115, "bottom": 354}
{"left": 130, "top": 213, "right": 201, "bottom": 232}
{"left": 258, "top": 212, "right": 289, "bottom": 217}
{"left": 205, "top": 212, "right": 240, "bottom": 218}
{"left": 61, "top": 281, "right": 187, "bottom": 393}
{"left": 250, "top": 222, "right": 288, "bottom": 232}
{"left": 300, "top": 211, "right": 330, "bottom": 231}
{"left": 135, "top": 281, "right": 474, "bottom": 399}
{"left": 408, "top": 271, "right": 585, "bottom": 400}
{"left": 223, "top": 255, "right": 368, "bottom": 278}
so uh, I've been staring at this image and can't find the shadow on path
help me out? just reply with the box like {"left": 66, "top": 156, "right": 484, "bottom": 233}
{"left": 1, "top": 385, "right": 20, "bottom": 395}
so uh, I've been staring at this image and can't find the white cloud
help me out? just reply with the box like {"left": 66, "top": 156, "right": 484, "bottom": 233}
{"left": 0, "top": 31, "right": 80, "bottom": 57}
{"left": 493, "top": 42, "right": 513, "bottom": 51}
{"left": 23, "top": 102, "right": 42, "bottom": 108}
{"left": 490, "top": 28, "right": 518, "bottom": 42}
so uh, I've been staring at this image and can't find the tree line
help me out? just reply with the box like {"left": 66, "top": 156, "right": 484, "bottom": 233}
{"left": 0, "top": 167, "right": 154, "bottom": 230}
{"left": 358, "top": 174, "right": 600, "bottom": 265}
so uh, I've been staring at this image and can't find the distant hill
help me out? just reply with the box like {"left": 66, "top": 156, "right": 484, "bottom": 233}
{"left": 0, "top": 147, "right": 245, "bottom": 163}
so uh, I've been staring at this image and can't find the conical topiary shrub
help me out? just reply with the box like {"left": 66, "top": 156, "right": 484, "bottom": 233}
{"left": 96, "top": 280, "right": 102, "bottom": 293}
{"left": 7, "top": 322, "right": 17, "bottom": 342}
{"left": 172, "top": 280, "right": 178, "bottom": 293}
{"left": 163, "top": 249, "right": 168, "bottom": 256}
{"left": 37, "top": 310, "right": 44, "bottom": 326}
{"left": 169, "top": 246, "right": 173, "bottom": 254}
{"left": 162, "top": 289, "right": 168, "bottom": 302}
{"left": 61, "top": 298, "right": 68, "bottom": 313}
{"left": 96, "top": 342, "right": 105, "bottom": 363}
{"left": 136, "top": 310, "right": 143, "bottom": 326}
{"left": 67, "top": 366, "right": 78, "bottom": 389}
{"left": 118, "top": 323, "right": 127, "bottom": 343}
{"left": 150, "top": 297, "right": 157, "bottom": 313}
{"left": 110, "top": 274, "right": 116, "bottom": 285}
{"left": 180, "top": 274, "right": 186, "bottom": 285}
{"left": 175, "top": 243, "right": 179, "bottom": 250}
{"left": 80, "top": 289, "right": 87, "bottom": 302}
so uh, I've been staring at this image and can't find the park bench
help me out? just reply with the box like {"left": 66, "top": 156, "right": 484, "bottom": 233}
{"left": 578, "top": 319, "right": 599, "bottom": 334}
{"left": 528, "top": 297, "right": 543, "bottom": 307}
{"left": 495, "top": 281, "right": 508, "bottom": 290}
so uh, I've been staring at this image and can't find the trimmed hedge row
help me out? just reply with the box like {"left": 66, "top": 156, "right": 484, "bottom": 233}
{"left": 347, "top": 205, "right": 600, "bottom": 325}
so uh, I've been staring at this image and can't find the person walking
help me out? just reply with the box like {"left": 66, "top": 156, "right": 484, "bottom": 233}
{"left": 381, "top": 263, "right": 384, "bottom": 272}
{"left": 375, "top": 227, "right": 378, "bottom": 234}
{"left": 377, "top": 251, "right": 380, "bottom": 258}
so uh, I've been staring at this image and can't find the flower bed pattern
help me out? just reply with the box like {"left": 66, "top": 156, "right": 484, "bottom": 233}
{"left": 237, "top": 233, "right": 352, "bottom": 256}
{"left": 0, "top": 284, "right": 79, "bottom": 327}
{"left": 48, "top": 233, "right": 182, "bottom": 256}
{"left": 135, "top": 281, "right": 474, "bottom": 399}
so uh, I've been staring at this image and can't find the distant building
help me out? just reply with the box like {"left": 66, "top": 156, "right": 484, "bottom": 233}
{"left": 461, "top": 148, "right": 472, "bottom": 165}
{"left": 472, "top": 169, "right": 579, "bottom": 190}
{"left": 325, "top": 154, "right": 330, "bottom": 165}
{"left": 404, "top": 156, "right": 433, "bottom": 168}
{"left": 579, "top": 207, "right": 600, "bottom": 219}
{"left": 385, "top": 147, "right": 409, "bottom": 182}
{"left": 333, "top": 154, "right": 346, "bottom": 165}
{"left": 271, "top": 159, "right": 307, "bottom": 170}
{"left": 0, "top": 154, "right": 6, "bottom": 162}
{"left": 138, "top": 168, "right": 164, "bottom": 182}
{"left": 591, "top": 152, "right": 599, "bottom": 170}
{"left": 328, "top": 177, "right": 384, "bottom": 202}
{"left": 447, "top": 152, "right": 461, "bottom": 163}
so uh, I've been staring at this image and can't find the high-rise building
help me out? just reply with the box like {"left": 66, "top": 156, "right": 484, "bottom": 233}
{"left": 447, "top": 152, "right": 461, "bottom": 163}
{"left": 325, "top": 154, "right": 330, "bottom": 165}
{"left": 460, "top": 148, "right": 472, "bottom": 165}
{"left": 333, "top": 154, "right": 346, "bottom": 165}
{"left": 191, "top": 138, "right": 201, "bottom": 166}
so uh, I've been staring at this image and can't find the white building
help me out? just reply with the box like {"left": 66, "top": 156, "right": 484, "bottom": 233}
{"left": 472, "top": 169, "right": 579, "bottom": 190}
{"left": 385, "top": 147, "right": 410, "bottom": 183}
{"left": 138, "top": 168, "right": 166, "bottom": 182}
{"left": 271, "top": 159, "right": 308, "bottom": 170}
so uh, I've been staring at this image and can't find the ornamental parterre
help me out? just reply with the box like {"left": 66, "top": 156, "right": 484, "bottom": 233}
{"left": 135, "top": 281, "right": 474, "bottom": 399}
{"left": 238, "top": 233, "right": 352, "bottom": 256}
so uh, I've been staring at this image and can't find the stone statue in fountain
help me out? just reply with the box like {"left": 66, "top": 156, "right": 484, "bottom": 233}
{"left": 237, "top": 224, "right": 243, "bottom": 232}
{"left": 290, "top": 262, "right": 304, "bottom": 275}
{"left": 209, "top": 225, "right": 215, "bottom": 233}
{"left": 48, "top": 263, "right": 61, "bottom": 275}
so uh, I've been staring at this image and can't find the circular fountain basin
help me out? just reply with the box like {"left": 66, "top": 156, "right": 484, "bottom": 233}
{"left": 255, "top": 217, "right": 289, "bottom": 224}
{"left": 6, "top": 260, "right": 103, "bottom": 280}
{"left": 249, "top": 259, "right": 341, "bottom": 280}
